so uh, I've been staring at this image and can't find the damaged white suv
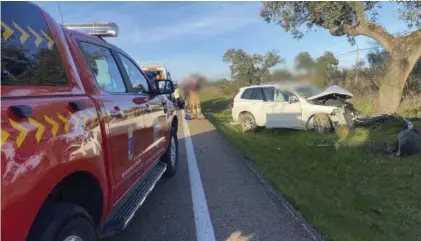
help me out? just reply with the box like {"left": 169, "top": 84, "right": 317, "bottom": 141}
{"left": 231, "top": 82, "right": 359, "bottom": 133}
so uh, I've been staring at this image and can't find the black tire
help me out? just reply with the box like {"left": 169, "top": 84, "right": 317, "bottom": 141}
{"left": 27, "top": 202, "right": 97, "bottom": 241}
{"left": 239, "top": 112, "right": 257, "bottom": 132}
{"left": 161, "top": 125, "right": 178, "bottom": 177}
{"left": 312, "top": 113, "right": 333, "bottom": 133}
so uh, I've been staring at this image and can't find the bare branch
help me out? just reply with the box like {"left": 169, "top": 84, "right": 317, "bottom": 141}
{"left": 405, "top": 28, "right": 421, "bottom": 43}
{"left": 354, "top": 2, "right": 367, "bottom": 24}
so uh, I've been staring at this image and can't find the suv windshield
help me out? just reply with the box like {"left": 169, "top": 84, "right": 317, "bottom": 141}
{"left": 294, "top": 86, "right": 323, "bottom": 98}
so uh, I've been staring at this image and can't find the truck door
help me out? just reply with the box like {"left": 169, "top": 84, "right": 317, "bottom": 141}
{"left": 115, "top": 54, "right": 168, "bottom": 169}
{"left": 78, "top": 41, "right": 149, "bottom": 203}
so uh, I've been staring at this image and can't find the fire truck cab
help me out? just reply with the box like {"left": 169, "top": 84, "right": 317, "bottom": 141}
{"left": 1, "top": 2, "right": 179, "bottom": 241}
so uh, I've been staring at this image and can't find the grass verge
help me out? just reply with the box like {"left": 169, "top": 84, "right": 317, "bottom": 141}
{"left": 200, "top": 93, "right": 421, "bottom": 241}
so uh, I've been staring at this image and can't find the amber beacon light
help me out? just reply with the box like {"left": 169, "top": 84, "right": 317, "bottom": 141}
{"left": 63, "top": 22, "right": 119, "bottom": 37}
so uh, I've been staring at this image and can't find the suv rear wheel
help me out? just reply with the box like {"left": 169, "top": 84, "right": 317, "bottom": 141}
{"left": 27, "top": 202, "right": 97, "bottom": 241}
{"left": 239, "top": 112, "right": 257, "bottom": 132}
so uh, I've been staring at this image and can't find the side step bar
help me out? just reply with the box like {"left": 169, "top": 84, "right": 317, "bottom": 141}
{"left": 100, "top": 162, "right": 167, "bottom": 238}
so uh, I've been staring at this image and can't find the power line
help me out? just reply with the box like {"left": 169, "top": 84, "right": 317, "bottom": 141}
{"left": 338, "top": 47, "right": 380, "bottom": 57}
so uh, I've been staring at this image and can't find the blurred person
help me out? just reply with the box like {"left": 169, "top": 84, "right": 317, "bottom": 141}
{"left": 173, "top": 83, "right": 184, "bottom": 109}
{"left": 184, "top": 76, "right": 203, "bottom": 119}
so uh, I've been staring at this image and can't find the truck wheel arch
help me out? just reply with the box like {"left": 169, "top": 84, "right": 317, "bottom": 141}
{"left": 46, "top": 171, "right": 104, "bottom": 226}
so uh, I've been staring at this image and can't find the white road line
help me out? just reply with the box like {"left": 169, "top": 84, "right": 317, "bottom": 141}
{"left": 182, "top": 110, "right": 216, "bottom": 241}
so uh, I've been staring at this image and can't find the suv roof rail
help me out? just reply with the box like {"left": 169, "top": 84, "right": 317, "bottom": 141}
{"left": 63, "top": 22, "right": 119, "bottom": 37}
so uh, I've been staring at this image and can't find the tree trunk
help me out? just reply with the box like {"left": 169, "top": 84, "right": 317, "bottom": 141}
{"left": 375, "top": 56, "right": 418, "bottom": 114}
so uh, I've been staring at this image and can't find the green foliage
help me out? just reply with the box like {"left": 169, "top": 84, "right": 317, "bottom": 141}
{"left": 223, "top": 48, "right": 283, "bottom": 85}
{"left": 270, "top": 69, "right": 294, "bottom": 82}
{"left": 295, "top": 51, "right": 315, "bottom": 74}
{"left": 311, "top": 51, "right": 340, "bottom": 87}
{"left": 260, "top": 2, "right": 420, "bottom": 43}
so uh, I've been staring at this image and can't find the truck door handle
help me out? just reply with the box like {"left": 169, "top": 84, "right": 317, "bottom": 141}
{"left": 9, "top": 105, "right": 33, "bottom": 117}
{"left": 69, "top": 101, "right": 85, "bottom": 111}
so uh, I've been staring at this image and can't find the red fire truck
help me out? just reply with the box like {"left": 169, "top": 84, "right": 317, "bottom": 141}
{"left": 1, "top": 2, "right": 179, "bottom": 241}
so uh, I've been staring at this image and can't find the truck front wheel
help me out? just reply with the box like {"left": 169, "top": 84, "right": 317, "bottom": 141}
{"left": 161, "top": 125, "right": 178, "bottom": 177}
{"left": 27, "top": 202, "right": 97, "bottom": 241}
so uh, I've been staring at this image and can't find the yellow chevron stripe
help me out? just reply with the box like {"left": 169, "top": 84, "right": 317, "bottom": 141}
{"left": 28, "top": 26, "right": 43, "bottom": 47}
{"left": 44, "top": 115, "right": 59, "bottom": 137}
{"left": 12, "top": 21, "right": 29, "bottom": 44}
{"left": 9, "top": 119, "right": 29, "bottom": 148}
{"left": 57, "top": 113, "right": 70, "bottom": 133}
{"left": 1, "top": 129, "right": 10, "bottom": 147}
{"left": 41, "top": 30, "right": 54, "bottom": 49}
{"left": 1, "top": 21, "right": 14, "bottom": 41}
{"left": 28, "top": 117, "right": 46, "bottom": 143}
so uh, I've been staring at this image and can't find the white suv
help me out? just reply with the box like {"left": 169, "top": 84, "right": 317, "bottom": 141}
{"left": 231, "top": 82, "right": 357, "bottom": 132}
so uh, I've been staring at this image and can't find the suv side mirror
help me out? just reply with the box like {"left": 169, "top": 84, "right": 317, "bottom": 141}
{"left": 288, "top": 95, "right": 299, "bottom": 104}
{"left": 155, "top": 79, "right": 175, "bottom": 95}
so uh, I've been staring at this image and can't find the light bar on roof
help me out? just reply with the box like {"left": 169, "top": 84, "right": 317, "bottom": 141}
{"left": 63, "top": 22, "right": 119, "bottom": 37}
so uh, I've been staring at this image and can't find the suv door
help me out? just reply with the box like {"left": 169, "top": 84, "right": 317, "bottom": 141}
{"left": 78, "top": 41, "right": 149, "bottom": 203}
{"left": 266, "top": 89, "right": 302, "bottom": 129}
{"left": 116, "top": 53, "right": 168, "bottom": 170}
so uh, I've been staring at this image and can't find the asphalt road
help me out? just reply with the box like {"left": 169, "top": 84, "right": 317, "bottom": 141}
{"left": 104, "top": 111, "right": 320, "bottom": 241}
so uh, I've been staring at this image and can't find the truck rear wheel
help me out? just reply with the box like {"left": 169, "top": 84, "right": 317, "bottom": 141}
{"left": 161, "top": 126, "right": 178, "bottom": 177}
{"left": 27, "top": 202, "right": 97, "bottom": 241}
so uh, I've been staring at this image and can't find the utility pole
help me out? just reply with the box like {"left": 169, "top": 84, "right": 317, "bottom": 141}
{"left": 354, "top": 45, "right": 359, "bottom": 86}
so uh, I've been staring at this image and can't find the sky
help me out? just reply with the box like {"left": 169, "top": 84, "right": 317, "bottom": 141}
{"left": 34, "top": 1, "right": 412, "bottom": 81}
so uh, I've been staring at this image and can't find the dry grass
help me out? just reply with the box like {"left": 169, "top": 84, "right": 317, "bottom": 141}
{"left": 351, "top": 94, "right": 421, "bottom": 118}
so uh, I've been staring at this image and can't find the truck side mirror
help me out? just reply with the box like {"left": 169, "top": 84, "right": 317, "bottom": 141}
{"left": 156, "top": 79, "right": 175, "bottom": 95}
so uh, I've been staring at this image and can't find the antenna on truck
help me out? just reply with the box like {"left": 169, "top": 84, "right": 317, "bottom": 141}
{"left": 63, "top": 22, "right": 119, "bottom": 37}
{"left": 57, "top": 1, "right": 65, "bottom": 24}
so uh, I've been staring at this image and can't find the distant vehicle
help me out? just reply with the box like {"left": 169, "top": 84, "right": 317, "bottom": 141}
{"left": 231, "top": 82, "right": 358, "bottom": 133}
{"left": 141, "top": 65, "right": 172, "bottom": 82}
{"left": 1, "top": 2, "right": 178, "bottom": 241}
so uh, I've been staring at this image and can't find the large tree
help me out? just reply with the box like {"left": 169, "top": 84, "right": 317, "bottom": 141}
{"left": 223, "top": 48, "right": 283, "bottom": 85}
{"left": 271, "top": 69, "right": 294, "bottom": 82}
{"left": 260, "top": 2, "right": 421, "bottom": 114}
{"left": 312, "top": 51, "right": 339, "bottom": 87}
{"left": 295, "top": 52, "right": 315, "bottom": 75}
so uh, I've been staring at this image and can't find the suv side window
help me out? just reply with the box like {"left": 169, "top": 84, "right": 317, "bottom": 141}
{"left": 1, "top": 1, "right": 68, "bottom": 86}
{"left": 241, "top": 89, "right": 254, "bottom": 99}
{"left": 274, "top": 89, "right": 289, "bottom": 102}
{"left": 262, "top": 87, "right": 275, "bottom": 101}
{"left": 251, "top": 88, "right": 264, "bottom": 100}
{"left": 118, "top": 53, "right": 149, "bottom": 93}
{"left": 80, "top": 42, "right": 126, "bottom": 93}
